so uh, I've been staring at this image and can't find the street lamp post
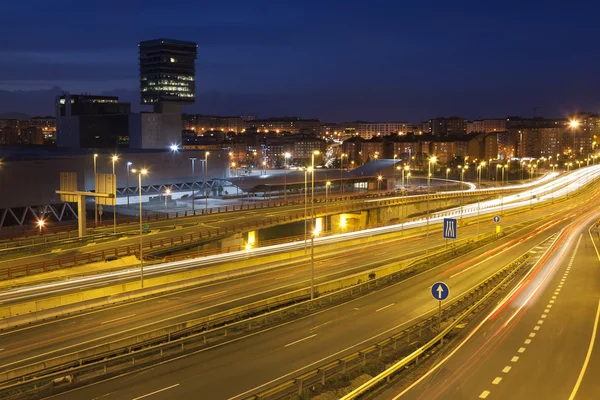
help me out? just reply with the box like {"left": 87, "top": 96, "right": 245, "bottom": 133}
{"left": 111, "top": 155, "right": 119, "bottom": 234}
{"left": 165, "top": 188, "right": 171, "bottom": 213}
{"left": 284, "top": 152, "right": 291, "bottom": 203}
{"left": 377, "top": 175, "right": 383, "bottom": 191}
{"left": 340, "top": 153, "right": 347, "bottom": 195}
{"left": 477, "top": 163, "right": 483, "bottom": 239}
{"left": 303, "top": 167, "right": 309, "bottom": 250}
{"left": 131, "top": 168, "right": 148, "bottom": 288}
{"left": 445, "top": 168, "right": 450, "bottom": 190}
{"left": 189, "top": 157, "right": 197, "bottom": 214}
{"left": 310, "top": 151, "right": 320, "bottom": 300}
{"left": 393, "top": 155, "right": 398, "bottom": 189}
{"left": 460, "top": 165, "right": 468, "bottom": 218}
{"left": 126, "top": 161, "right": 132, "bottom": 208}
{"left": 93, "top": 153, "right": 98, "bottom": 226}
{"left": 325, "top": 181, "right": 331, "bottom": 232}
{"left": 205, "top": 151, "right": 210, "bottom": 213}
{"left": 570, "top": 120, "right": 580, "bottom": 158}
{"left": 426, "top": 156, "right": 437, "bottom": 255}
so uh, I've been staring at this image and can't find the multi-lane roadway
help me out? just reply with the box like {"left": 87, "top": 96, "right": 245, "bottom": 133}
{"left": 386, "top": 206, "right": 600, "bottom": 400}
{"left": 35, "top": 170, "right": 600, "bottom": 400}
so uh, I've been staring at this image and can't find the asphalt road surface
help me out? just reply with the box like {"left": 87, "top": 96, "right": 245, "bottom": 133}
{"left": 46, "top": 190, "right": 597, "bottom": 400}
{"left": 0, "top": 185, "right": 590, "bottom": 376}
{"left": 386, "top": 208, "right": 600, "bottom": 400}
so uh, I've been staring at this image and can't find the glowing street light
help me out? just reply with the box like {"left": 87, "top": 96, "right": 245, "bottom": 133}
{"left": 169, "top": 144, "right": 179, "bottom": 152}
{"left": 37, "top": 218, "right": 45, "bottom": 233}
{"left": 164, "top": 188, "right": 171, "bottom": 212}
{"left": 126, "top": 161, "right": 133, "bottom": 208}
{"left": 570, "top": 120, "right": 580, "bottom": 157}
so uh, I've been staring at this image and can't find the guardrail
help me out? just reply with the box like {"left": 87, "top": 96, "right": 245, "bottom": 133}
{"left": 0, "top": 227, "right": 508, "bottom": 398}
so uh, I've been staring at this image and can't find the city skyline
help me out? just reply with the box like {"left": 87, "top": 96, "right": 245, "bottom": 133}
{"left": 0, "top": 0, "right": 599, "bottom": 121}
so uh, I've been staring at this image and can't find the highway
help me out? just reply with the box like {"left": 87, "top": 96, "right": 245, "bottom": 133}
{"left": 0, "top": 167, "right": 588, "bottom": 302}
{"left": 0, "top": 172, "right": 558, "bottom": 281}
{"left": 386, "top": 207, "right": 600, "bottom": 400}
{"left": 0, "top": 170, "right": 596, "bottom": 376}
{"left": 45, "top": 176, "right": 600, "bottom": 400}
{"left": 0, "top": 194, "right": 570, "bottom": 372}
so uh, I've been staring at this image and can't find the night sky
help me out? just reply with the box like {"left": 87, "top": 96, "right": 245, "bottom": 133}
{"left": 1, "top": 0, "right": 599, "bottom": 121}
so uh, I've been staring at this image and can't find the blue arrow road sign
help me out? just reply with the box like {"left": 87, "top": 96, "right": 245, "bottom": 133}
{"left": 443, "top": 218, "right": 457, "bottom": 239}
{"left": 493, "top": 215, "right": 500, "bottom": 223}
{"left": 431, "top": 282, "right": 449, "bottom": 301}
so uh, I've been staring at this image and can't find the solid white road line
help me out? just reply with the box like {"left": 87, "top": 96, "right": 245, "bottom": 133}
{"left": 100, "top": 314, "right": 136, "bottom": 325}
{"left": 284, "top": 334, "right": 317, "bottom": 348}
{"left": 132, "top": 383, "right": 180, "bottom": 400}
{"left": 568, "top": 298, "right": 600, "bottom": 400}
{"left": 376, "top": 303, "right": 395, "bottom": 312}
{"left": 568, "top": 224, "right": 600, "bottom": 400}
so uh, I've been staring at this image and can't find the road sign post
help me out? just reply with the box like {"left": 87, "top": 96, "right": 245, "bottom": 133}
{"left": 431, "top": 282, "right": 449, "bottom": 330}
{"left": 443, "top": 219, "right": 457, "bottom": 244}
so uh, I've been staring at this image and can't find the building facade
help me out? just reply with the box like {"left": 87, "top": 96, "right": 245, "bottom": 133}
{"left": 139, "top": 39, "right": 197, "bottom": 105}
{"left": 353, "top": 122, "right": 412, "bottom": 139}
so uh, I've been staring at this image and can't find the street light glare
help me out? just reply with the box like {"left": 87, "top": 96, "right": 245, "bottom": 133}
{"left": 430, "top": 156, "right": 437, "bottom": 163}
{"left": 313, "top": 150, "right": 320, "bottom": 155}
{"left": 284, "top": 152, "right": 291, "bottom": 158}
{"left": 169, "top": 144, "right": 179, "bottom": 152}
{"left": 570, "top": 120, "right": 580, "bottom": 128}
{"left": 112, "top": 155, "right": 119, "bottom": 162}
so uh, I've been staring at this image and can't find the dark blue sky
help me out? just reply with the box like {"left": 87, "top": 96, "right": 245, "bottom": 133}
{"left": 0, "top": 0, "right": 599, "bottom": 121}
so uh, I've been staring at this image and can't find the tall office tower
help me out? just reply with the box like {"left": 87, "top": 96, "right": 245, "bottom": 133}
{"left": 139, "top": 39, "right": 197, "bottom": 105}
{"left": 135, "top": 39, "right": 198, "bottom": 149}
